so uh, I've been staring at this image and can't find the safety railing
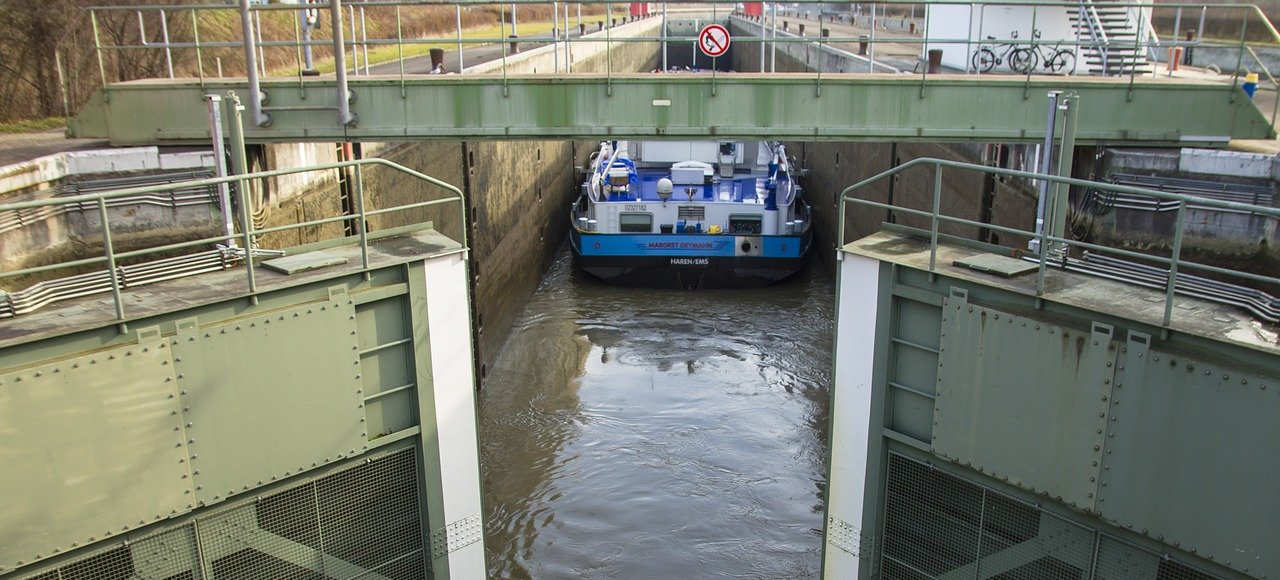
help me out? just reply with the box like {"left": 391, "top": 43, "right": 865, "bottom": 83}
{"left": 838, "top": 157, "right": 1280, "bottom": 329}
{"left": 81, "top": 1, "right": 1280, "bottom": 128}
{"left": 0, "top": 158, "right": 466, "bottom": 328}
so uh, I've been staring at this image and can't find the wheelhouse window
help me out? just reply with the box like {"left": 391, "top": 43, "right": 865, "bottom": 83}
{"left": 729, "top": 214, "right": 763, "bottom": 234}
{"left": 620, "top": 212, "right": 653, "bottom": 233}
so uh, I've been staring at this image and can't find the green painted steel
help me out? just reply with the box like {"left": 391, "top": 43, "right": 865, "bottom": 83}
{"left": 171, "top": 287, "right": 368, "bottom": 507}
{"left": 0, "top": 246, "right": 466, "bottom": 579}
{"left": 838, "top": 230, "right": 1280, "bottom": 580}
{"left": 69, "top": 75, "right": 1275, "bottom": 145}
{"left": 935, "top": 294, "right": 1116, "bottom": 513}
{"left": 1100, "top": 334, "right": 1279, "bottom": 579}
{"left": 0, "top": 335, "right": 187, "bottom": 572}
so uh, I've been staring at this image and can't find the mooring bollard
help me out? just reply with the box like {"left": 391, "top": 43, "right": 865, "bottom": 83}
{"left": 927, "top": 49, "right": 943, "bottom": 73}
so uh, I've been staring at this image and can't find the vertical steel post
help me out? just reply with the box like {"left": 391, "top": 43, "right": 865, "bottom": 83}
{"left": 331, "top": 0, "right": 354, "bottom": 125}
{"left": 1172, "top": 7, "right": 1183, "bottom": 57}
{"left": 256, "top": 11, "right": 267, "bottom": 77}
{"left": 565, "top": 2, "right": 572, "bottom": 72}
{"left": 761, "top": 7, "right": 767, "bottom": 72}
{"left": 929, "top": 163, "right": 942, "bottom": 275}
{"left": 662, "top": 2, "right": 668, "bottom": 70}
{"left": 239, "top": 0, "right": 269, "bottom": 127}
{"left": 353, "top": 164, "right": 371, "bottom": 274}
{"left": 397, "top": 7, "right": 406, "bottom": 96}
{"left": 607, "top": 1, "right": 613, "bottom": 96}
{"left": 500, "top": 4, "right": 509, "bottom": 96}
{"left": 1127, "top": 8, "right": 1143, "bottom": 100}
{"left": 511, "top": 2, "right": 518, "bottom": 36}
{"left": 348, "top": 6, "right": 358, "bottom": 75}
{"left": 1163, "top": 201, "right": 1186, "bottom": 327}
{"left": 98, "top": 198, "right": 126, "bottom": 323}
{"left": 554, "top": 0, "right": 560, "bottom": 73}
{"left": 966, "top": 3, "right": 974, "bottom": 75}
{"left": 919, "top": 6, "right": 931, "bottom": 97}
{"left": 1231, "top": 11, "right": 1249, "bottom": 97}
{"left": 456, "top": 6, "right": 464, "bottom": 72}
{"left": 206, "top": 94, "right": 237, "bottom": 248}
{"left": 226, "top": 94, "right": 258, "bottom": 300}
{"left": 1034, "top": 90, "right": 1061, "bottom": 253}
{"left": 161, "top": 10, "right": 175, "bottom": 78}
{"left": 771, "top": 1, "right": 777, "bottom": 72}
{"left": 1049, "top": 94, "right": 1078, "bottom": 253}
{"left": 302, "top": 6, "right": 317, "bottom": 73}
{"left": 91, "top": 10, "right": 107, "bottom": 89}
{"left": 55, "top": 52, "right": 70, "bottom": 118}
{"left": 294, "top": 11, "right": 306, "bottom": 92}
{"left": 871, "top": 3, "right": 879, "bottom": 72}
{"left": 360, "top": 6, "right": 370, "bottom": 75}
{"left": 193, "top": 9, "right": 205, "bottom": 86}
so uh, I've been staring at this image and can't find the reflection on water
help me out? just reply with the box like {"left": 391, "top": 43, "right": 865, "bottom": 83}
{"left": 478, "top": 247, "right": 834, "bottom": 579}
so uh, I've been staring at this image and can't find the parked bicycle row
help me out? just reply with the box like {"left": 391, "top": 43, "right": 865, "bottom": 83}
{"left": 971, "top": 30, "right": 1077, "bottom": 74}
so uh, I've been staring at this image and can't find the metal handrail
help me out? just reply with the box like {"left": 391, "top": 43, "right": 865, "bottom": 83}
{"left": 0, "top": 158, "right": 466, "bottom": 327}
{"left": 82, "top": 0, "right": 1280, "bottom": 129}
{"left": 838, "top": 157, "right": 1280, "bottom": 329}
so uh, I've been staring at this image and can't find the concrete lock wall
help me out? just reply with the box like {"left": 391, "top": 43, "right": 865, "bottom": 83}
{"left": 793, "top": 141, "right": 1039, "bottom": 267}
{"left": 0, "top": 148, "right": 222, "bottom": 280}
{"left": 465, "top": 16, "right": 661, "bottom": 74}
{"left": 729, "top": 17, "right": 901, "bottom": 73}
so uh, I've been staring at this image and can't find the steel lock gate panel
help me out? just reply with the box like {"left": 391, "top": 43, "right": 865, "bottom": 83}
{"left": 0, "top": 335, "right": 189, "bottom": 573}
{"left": 171, "top": 289, "right": 368, "bottom": 506}
{"left": 1099, "top": 335, "right": 1280, "bottom": 580}
{"left": 934, "top": 297, "right": 1116, "bottom": 512}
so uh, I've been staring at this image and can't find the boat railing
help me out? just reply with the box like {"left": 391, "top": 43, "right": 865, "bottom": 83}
{"left": 838, "top": 157, "right": 1280, "bottom": 329}
{"left": 0, "top": 158, "right": 465, "bottom": 329}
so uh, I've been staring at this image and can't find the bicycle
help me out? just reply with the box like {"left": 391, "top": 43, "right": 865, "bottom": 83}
{"left": 1024, "top": 30, "right": 1077, "bottom": 74}
{"left": 971, "top": 31, "right": 1036, "bottom": 74}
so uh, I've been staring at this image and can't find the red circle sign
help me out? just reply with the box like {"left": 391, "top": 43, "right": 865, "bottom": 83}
{"left": 698, "top": 24, "right": 731, "bottom": 58}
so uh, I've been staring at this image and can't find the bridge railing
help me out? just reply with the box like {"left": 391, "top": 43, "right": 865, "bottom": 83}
{"left": 81, "top": 1, "right": 1280, "bottom": 128}
{"left": 0, "top": 158, "right": 466, "bottom": 328}
{"left": 838, "top": 157, "right": 1280, "bottom": 329}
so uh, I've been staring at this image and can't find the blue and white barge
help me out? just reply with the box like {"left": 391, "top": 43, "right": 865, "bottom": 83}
{"left": 570, "top": 140, "right": 812, "bottom": 287}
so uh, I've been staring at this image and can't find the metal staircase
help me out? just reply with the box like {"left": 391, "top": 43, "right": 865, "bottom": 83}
{"left": 1067, "top": 1, "right": 1156, "bottom": 75}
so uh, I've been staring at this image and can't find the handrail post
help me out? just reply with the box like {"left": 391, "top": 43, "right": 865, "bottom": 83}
{"left": 1231, "top": 10, "right": 1249, "bottom": 100}
{"left": 160, "top": 9, "right": 174, "bottom": 78}
{"left": 1050, "top": 93, "right": 1079, "bottom": 254}
{"left": 1034, "top": 90, "right": 1062, "bottom": 253}
{"left": 1163, "top": 201, "right": 1186, "bottom": 327}
{"left": 501, "top": 4, "right": 509, "bottom": 97}
{"left": 456, "top": 6, "right": 464, "bottom": 72}
{"left": 331, "top": 0, "right": 355, "bottom": 125}
{"left": 607, "top": 1, "right": 613, "bottom": 96}
{"left": 98, "top": 198, "right": 126, "bottom": 325}
{"left": 227, "top": 94, "right": 258, "bottom": 302}
{"left": 353, "top": 163, "right": 371, "bottom": 277}
{"left": 193, "top": 9, "right": 205, "bottom": 88}
{"left": 1025, "top": 6, "right": 1037, "bottom": 100}
{"left": 929, "top": 163, "right": 942, "bottom": 277}
{"left": 206, "top": 94, "right": 237, "bottom": 248}
{"left": 239, "top": 0, "right": 270, "bottom": 127}
{"left": 91, "top": 10, "right": 108, "bottom": 95}
{"left": 396, "top": 6, "right": 406, "bottom": 98}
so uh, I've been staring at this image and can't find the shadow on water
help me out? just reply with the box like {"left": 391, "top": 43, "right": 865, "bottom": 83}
{"left": 478, "top": 242, "right": 835, "bottom": 579}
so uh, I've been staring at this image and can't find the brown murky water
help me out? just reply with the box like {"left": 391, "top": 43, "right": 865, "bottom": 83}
{"left": 478, "top": 248, "right": 834, "bottom": 579}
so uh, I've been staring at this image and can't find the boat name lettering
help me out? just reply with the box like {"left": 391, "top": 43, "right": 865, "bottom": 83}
{"left": 670, "top": 258, "right": 710, "bottom": 266}
{"left": 624, "top": 204, "right": 649, "bottom": 212}
{"left": 646, "top": 241, "right": 717, "bottom": 249}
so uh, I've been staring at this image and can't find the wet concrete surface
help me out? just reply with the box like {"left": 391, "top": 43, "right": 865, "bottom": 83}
{"left": 478, "top": 247, "right": 834, "bottom": 579}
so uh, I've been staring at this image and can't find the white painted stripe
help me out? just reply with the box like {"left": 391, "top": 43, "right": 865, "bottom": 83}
{"left": 824, "top": 253, "right": 881, "bottom": 579}
{"left": 422, "top": 252, "right": 487, "bottom": 578}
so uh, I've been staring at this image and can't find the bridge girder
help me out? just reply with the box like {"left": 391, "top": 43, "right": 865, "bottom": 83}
{"left": 70, "top": 73, "right": 1274, "bottom": 145}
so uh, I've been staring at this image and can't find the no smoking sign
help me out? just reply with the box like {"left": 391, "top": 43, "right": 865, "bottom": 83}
{"left": 698, "top": 24, "right": 730, "bottom": 58}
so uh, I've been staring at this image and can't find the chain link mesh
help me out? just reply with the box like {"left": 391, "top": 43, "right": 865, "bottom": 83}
{"left": 881, "top": 453, "right": 1229, "bottom": 580}
{"left": 17, "top": 448, "right": 425, "bottom": 580}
